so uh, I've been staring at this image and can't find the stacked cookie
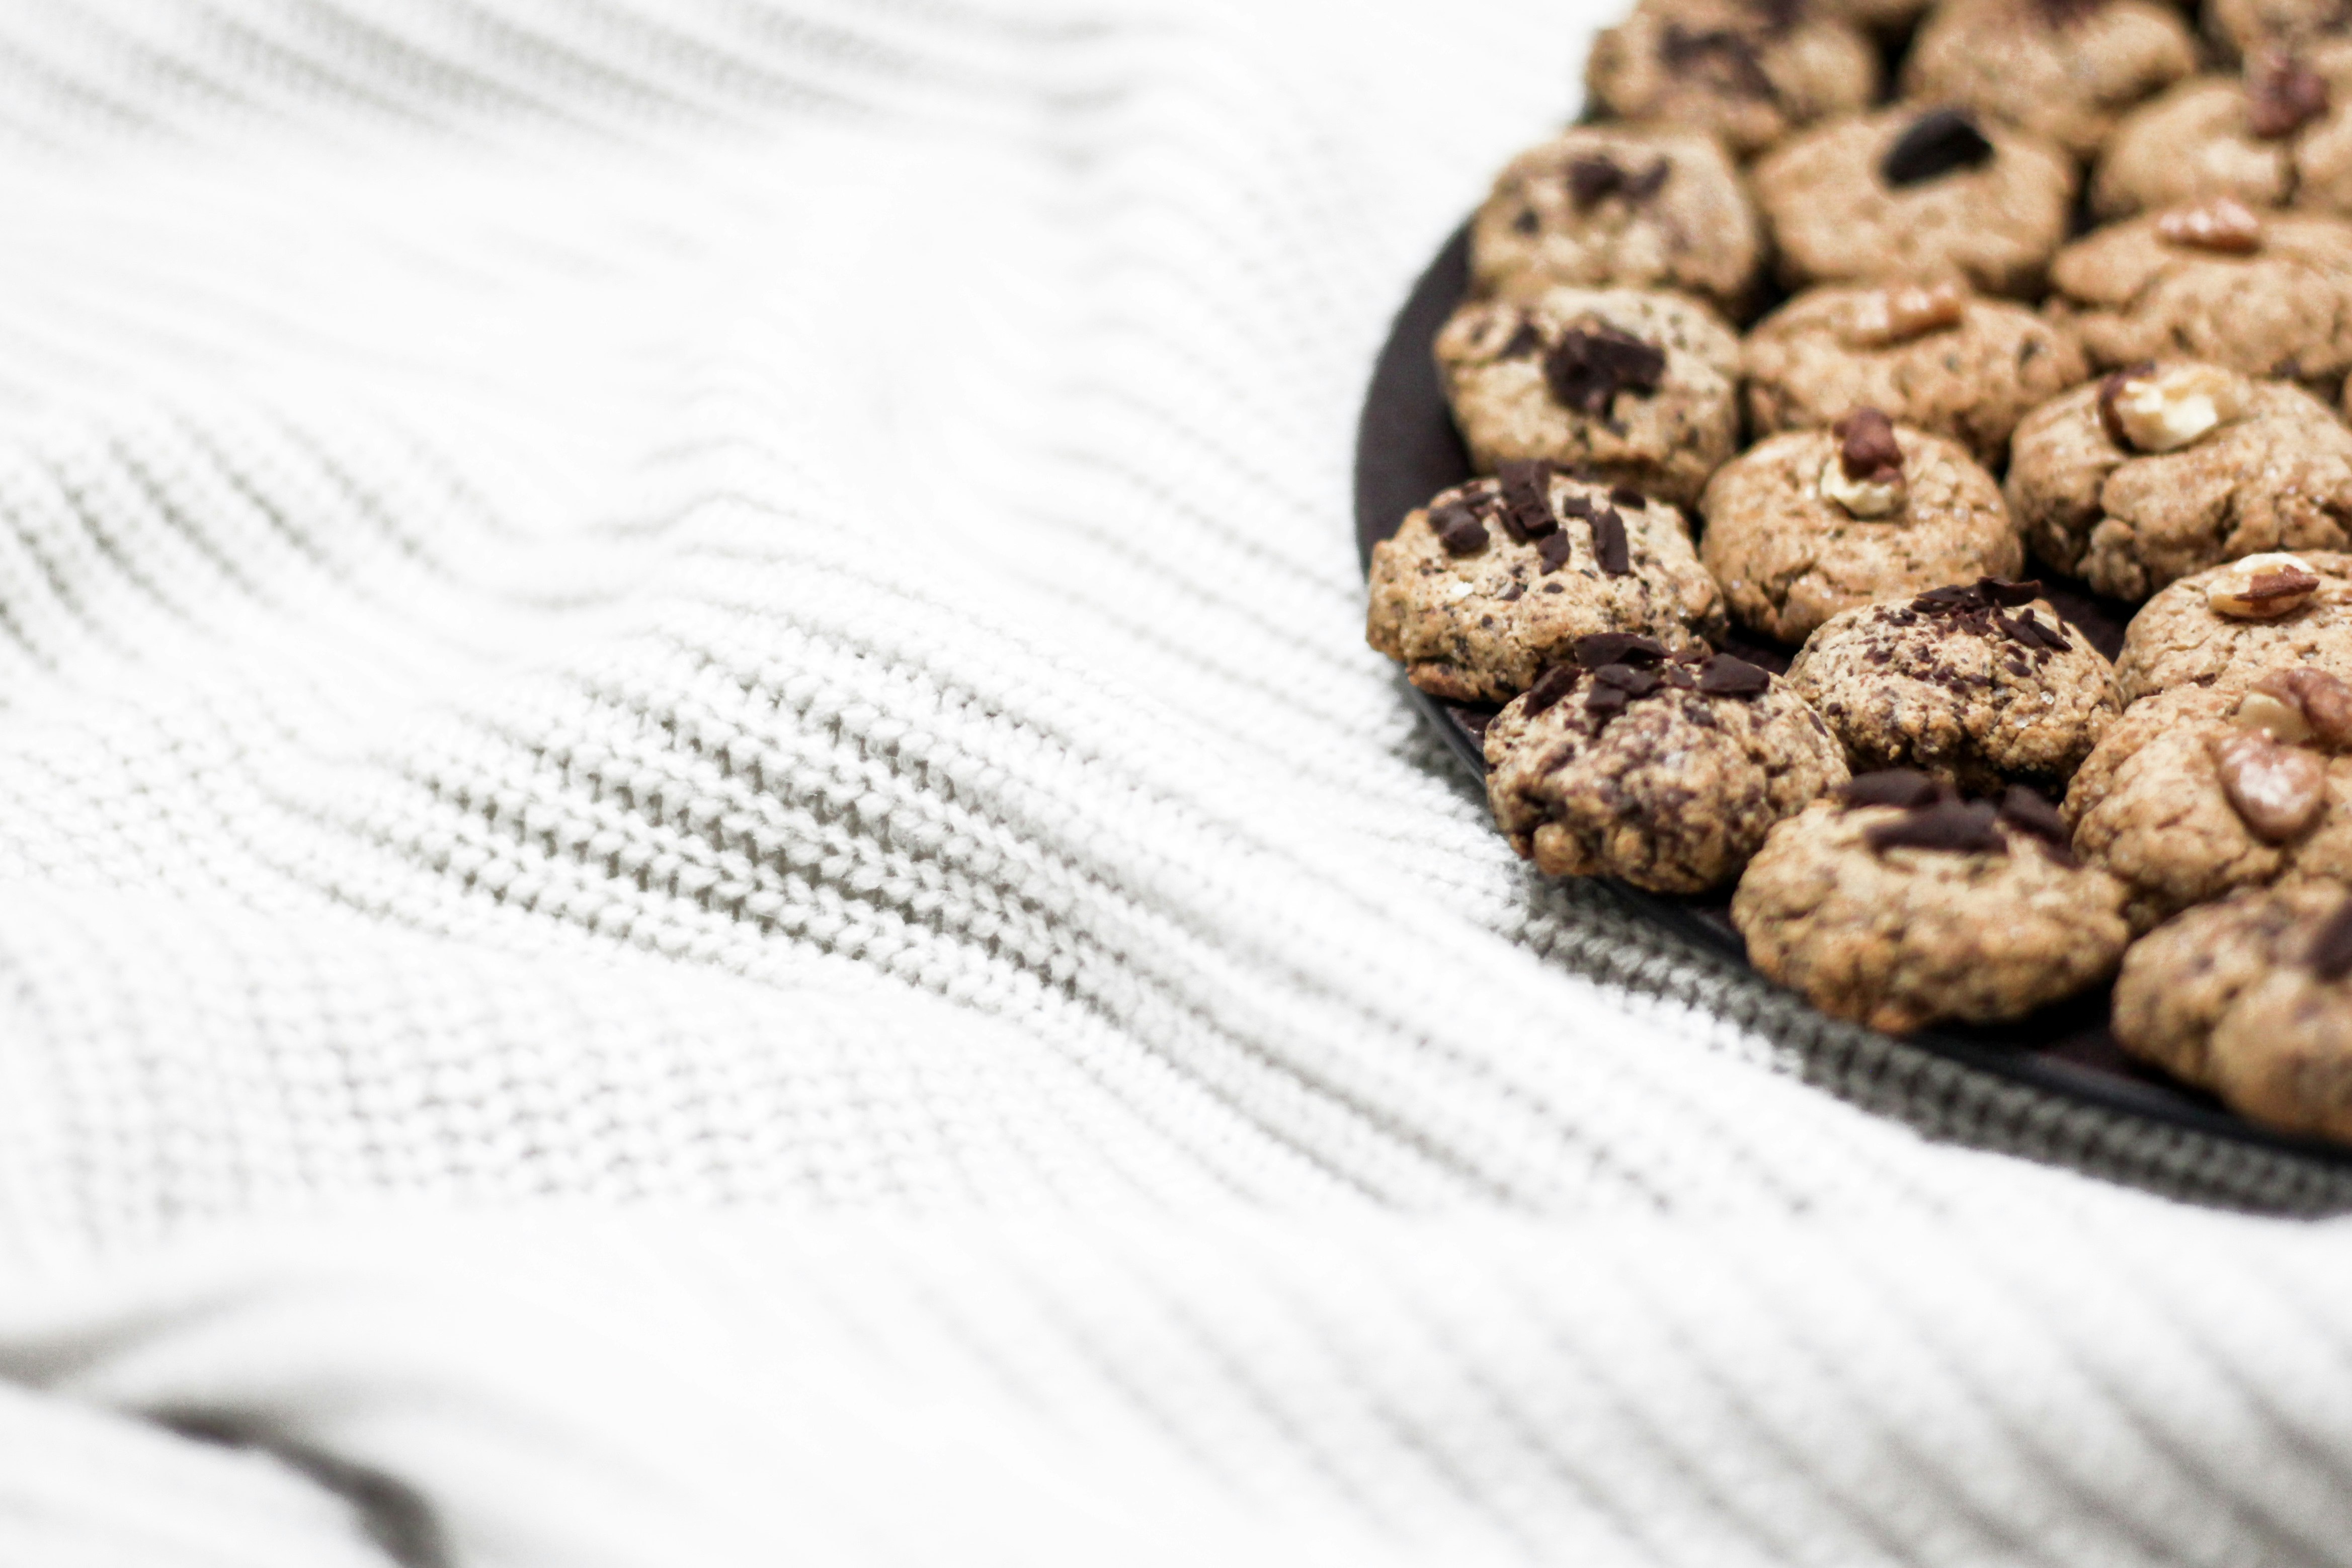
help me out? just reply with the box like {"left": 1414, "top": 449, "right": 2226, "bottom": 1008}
{"left": 1366, "top": 0, "right": 2352, "bottom": 1142}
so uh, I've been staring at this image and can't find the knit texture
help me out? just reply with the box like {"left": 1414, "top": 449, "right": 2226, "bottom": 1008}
{"left": 0, "top": 2, "right": 2350, "bottom": 1563}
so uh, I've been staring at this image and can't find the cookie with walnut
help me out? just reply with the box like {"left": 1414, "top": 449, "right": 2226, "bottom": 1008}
{"left": 1470, "top": 126, "right": 1763, "bottom": 317}
{"left": 1733, "top": 773, "right": 2130, "bottom": 1033}
{"left": 1785, "top": 578, "right": 2119, "bottom": 792}
{"left": 1365, "top": 465, "right": 1726, "bottom": 702}
{"left": 1584, "top": 0, "right": 1880, "bottom": 161}
{"left": 1740, "top": 282, "right": 2086, "bottom": 466}
{"left": 2003, "top": 361, "right": 2352, "bottom": 601}
{"left": 1903, "top": 0, "right": 2197, "bottom": 161}
{"left": 1483, "top": 636, "right": 1846, "bottom": 893}
{"left": 1435, "top": 287, "right": 1740, "bottom": 508}
{"left": 2092, "top": 53, "right": 2352, "bottom": 221}
{"left": 2114, "top": 550, "right": 2352, "bottom": 703}
{"left": 1699, "top": 410, "right": 2024, "bottom": 644}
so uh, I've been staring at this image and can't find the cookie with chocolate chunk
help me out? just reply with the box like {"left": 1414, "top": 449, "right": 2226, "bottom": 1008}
{"left": 1698, "top": 411, "right": 2024, "bottom": 644}
{"left": 1733, "top": 774, "right": 2130, "bottom": 1032}
{"left": 1366, "top": 466, "right": 1727, "bottom": 702}
{"left": 1471, "top": 126, "right": 1763, "bottom": 317}
{"left": 1435, "top": 287, "right": 1740, "bottom": 508}
{"left": 2115, "top": 550, "right": 2352, "bottom": 703}
{"left": 2092, "top": 53, "right": 2352, "bottom": 221}
{"left": 1751, "top": 106, "right": 2076, "bottom": 297}
{"left": 2048, "top": 202, "right": 2352, "bottom": 396}
{"left": 2003, "top": 361, "right": 2352, "bottom": 600}
{"left": 1740, "top": 282, "right": 2087, "bottom": 465}
{"left": 1584, "top": 0, "right": 1880, "bottom": 161}
{"left": 1786, "top": 579, "right": 2119, "bottom": 791}
{"left": 1484, "top": 638, "right": 1846, "bottom": 892}
{"left": 2065, "top": 676, "right": 2352, "bottom": 928}
{"left": 1903, "top": 0, "right": 2197, "bottom": 160}
{"left": 2114, "top": 882, "right": 2352, "bottom": 1141}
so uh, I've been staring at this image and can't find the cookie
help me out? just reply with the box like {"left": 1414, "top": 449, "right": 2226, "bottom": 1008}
{"left": 1470, "top": 126, "right": 1763, "bottom": 317}
{"left": 1365, "top": 465, "right": 1727, "bottom": 702}
{"left": 2092, "top": 53, "right": 2352, "bottom": 220}
{"left": 2114, "top": 550, "right": 2352, "bottom": 703}
{"left": 1484, "top": 638, "right": 1846, "bottom": 892}
{"left": 2048, "top": 200, "right": 2352, "bottom": 395}
{"left": 1785, "top": 577, "right": 2120, "bottom": 791}
{"left": 2209, "top": 0, "right": 2351, "bottom": 59}
{"left": 2113, "top": 883, "right": 2352, "bottom": 1139}
{"left": 1740, "top": 282, "right": 2088, "bottom": 466}
{"left": 1583, "top": 0, "right": 1880, "bottom": 161}
{"left": 1698, "top": 410, "right": 2024, "bottom": 644}
{"left": 1435, "top": 288, "right": 1740, "bottom": 508}
{"left": 1902, "top": 0, "right": 2198, "bottom": 160}
{"left": 1751, "top": 106, "right": 2076, "bottom": 298}
{"left": 2065, "top": 676, "right": 2352, "bottom": 928}
{"left": 2003, "top": 362, "right": 2352, "bottom": 600}
{"left": 1732, "top": 774, "right": 2130, "bottom": 1032}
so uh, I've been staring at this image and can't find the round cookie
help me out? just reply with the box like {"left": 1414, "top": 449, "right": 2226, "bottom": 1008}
{"left": 2209, "top": 0, "right": 2351, "bottom": 59}
{"left": 2113, "top": 883, "right": 2352, "bottom": 1140}
{"left": 1740, "top": 282, "right": 2088, "bottom": 466}
{"left": 1484, "top": 637, "right": 1847, "bottom": 893}
{"left": 2115, "top": 550, "right": 2352, "bottom": 703}
{"left": 2048, "top": 201, "right": 2352, "bottom": 395}
{"left": 2064, "top": 677, "right": 2352, "bottom": 928}
{"left": 2092, "top": 53, "right": 2352, "bottom": 221}
{"left": 1902, "top": 0, "right": 2198, "bottom": 161}
{"left": 1470, "top": 126, "right": 1763, "bottom": 317}
{"left": 1435, "top": 288, "right": 1740, "bottom": 508}
{"left": 1583, "top": 0, "right": 1880, "bottom": 161}
{"left": 1733, "top": 773, "right": 2130, "bottom": 1033}
{"left": 1785, "top": 577, "right": 2120, "bottom": 792}
{"left": 1751, "top": 105, "right": 2076, "bottom": 298}
{"left": 2003, "top": 362, "right": 2352, "bottom": 600}
{"left": 1698, "top": 410, "right": 2024, "bottom": 644}
{"left": 1366, "top": 464, "right": 1727, "bottom": 702}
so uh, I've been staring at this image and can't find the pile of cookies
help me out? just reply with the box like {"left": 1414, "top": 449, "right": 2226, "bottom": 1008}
{"left": 1365, "top": 0, "right": 2352, "bottom": 1142}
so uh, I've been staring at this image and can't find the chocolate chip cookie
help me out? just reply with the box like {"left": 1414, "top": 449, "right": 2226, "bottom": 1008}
{"left": 2003, "top": 362, "right": 2352, "bottom": 600}
{"left": 2048, "top": 200, "right": 2352, "bottom": 395}
{"left": 1740, "top": 282, "right": 2088, "bottom": 466}
{"left": 1470, "top": 126, "right": 1763, "bottom": 317}
{"left": 1903, "top": 0, "right": 2198, "bottom": 160}
{"left": 2092, "top": 52, "right": 2352, "bottom": 220}
{"left": 1584, "top": 0, "right": 1881, "bottom": 160}
{"left": 1484, "top": 637, "right": 1847, "bottom": 892}
{"left": 2114, "top": 550, "right": 2352, "bottom": 702}
{"left": 2065, "top": 676, "right": 2352, "bottom": 928}
{"left": 1698, "top": 410, "right": 2024, "bottom": 644}
{"left": 1366, "top": 465, "right": 1727, "bottom": 701}
{"left": 2114, "top": 882, "right": 2352, "bottom": 1141}
{"left": 1733, "top": 773, "right": 2130, "bottom": 1032}
{"left": 1785, "top": 578, "right": 2120, "bottom": 791}
{"left": 1751, "top": 106, "right": 2076, "bottom": 297}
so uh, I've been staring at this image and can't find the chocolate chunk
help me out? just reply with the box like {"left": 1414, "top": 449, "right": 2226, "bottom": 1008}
{"left": 1662, "top": 664, "right": 1697, "bottom": 689}
{"left": 1430, "top": 502, "right": 1488, "bottom": 556}
{"left": 1498, "top": 581, "right": 1524, "bottom": 602}
{"left": 1997, "top": 785, "right": 2071, "bottom": 847}
{"left": 1556, "top": 492, "right": 1595, "bottom": 521}
{"left": 1523, "top": 663, "right": 1582, "bottom": 718}
{"left": 2015, "top": 614, "right": 2069, "bottom": 651}
{"left": 1660, "top": 25, "right": 1775, "bottom": 99}
{"left": 1623, "top": 159, "right": 1671, "bottom": 200}
{"left": 1512, "top": 208, "right": 1539, "bottom": 235}
{"left": 1536, "top": 532, "right": 1574, "bottom": 573}
{"left": 1912, "top": 583, "right": 1984, "bottom": 614}
{"left": 1585, "top": 683, "right": 1633, "bottom": 725}
{"left": 1881, "top": 107, "right": 1994, "bottom": 187}
{"left": 2310, "top": 897, "right": 2352, "bottom": 980}
{"left": 1575, "top": 632, "right": 1669, "bottom": 668}
{"left": 1978, "top": 576, "right": 2042, "bottom": 608}
{"left": 1696, "top": 654, "right": 1771, "bottom": 696}
{"left": 1544, "top": 325, "right": 1667, "bottom": 416}
{"left": 1840, "top": 770, "right": 1944, "bottom": 809}
{"left": 1864, "top": 799, "right": 2005, "bottom": 855}
{"left": 1591, "top": 507, "right": 1631, "bottom": 575}
{"left": 2096, "top": 363, "right": 2156, "bottom": 448}
{"left": 1832, "top": 406, "right": 1903, "bottom": 483}
{"left": 1593, "top": 663, "right": 1661, "bottom": 698}
{"left": 1497, "top": 460, "right": 1557, "bottom": 542}
{"left": 1609, "top": 486, "right": 1648, "bottom": 509}
{"left": 2248, "top": 52, "right": 2329, "bottom": 140}
{"left": 1568, "top": 156, "right": 1622, "bottom": 209}
{"left": 1499, "top": 319, "right": 1544, "bottom": 359}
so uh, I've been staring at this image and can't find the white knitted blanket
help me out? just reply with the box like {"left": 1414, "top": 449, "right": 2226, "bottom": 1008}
{"left": 4, "top": 2, "right": 2351, "bottom": 1563}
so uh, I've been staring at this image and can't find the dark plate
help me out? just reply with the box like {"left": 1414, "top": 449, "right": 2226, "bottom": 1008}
{"left": 1355, "top": 221, "right": 2352, "bottom": 1169}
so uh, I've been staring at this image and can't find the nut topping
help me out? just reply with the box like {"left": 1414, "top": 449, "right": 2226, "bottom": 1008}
{"left": 2213, "top": 729, "right": 2329, "bottom": 842}
{"left": 2207, "top": 551, "right": 2322, "bottom": 619}
{"left": 2246, "top": 667, "right": 2352, "bottom": 749}
{"left": 1841, "top": 282, "right": 1968, "bottom": 348}
{"left": 2246, "top": 51, "right": 2329, "bottom": 140}
{"left": 2155, "top": 197, "right": 2264, "bottom": 254}
{"left": 2234, "top": 688, "right": 2314, "bottom": 745}
{"left": 2098, "top": 363, "right": 2246, "bottom": 453}
{"left": 1820, "top": 407, "right": 1906, "bottom": 518}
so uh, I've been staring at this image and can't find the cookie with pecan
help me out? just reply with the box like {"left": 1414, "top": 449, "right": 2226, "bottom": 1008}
{"left": 2092, "top": 51, "right": 2352, "bottom": 221}
{"left": 2113, "top": 549, "right": 2352, "bottom": 703}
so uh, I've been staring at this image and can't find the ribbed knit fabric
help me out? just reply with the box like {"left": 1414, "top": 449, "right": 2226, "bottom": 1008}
{"left": 1, "top": 2, "right": 2350, "bottom": 1563}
